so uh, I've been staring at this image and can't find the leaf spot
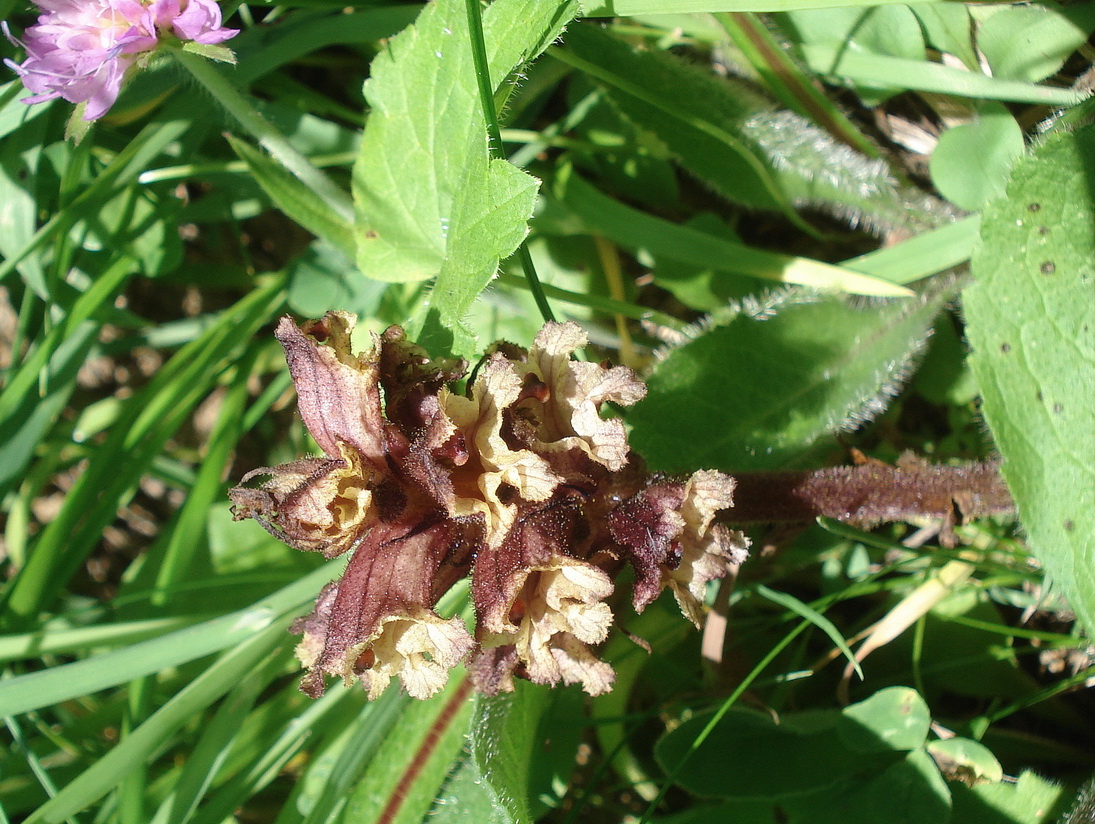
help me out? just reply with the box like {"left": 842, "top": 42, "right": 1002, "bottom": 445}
{"left": 1000, "top": 342, "right": 1011, "bottom": 354}
{"left": 1027, "top": 202, "right": 1041, "bottom": 212}
{"left": 1053, "top": 402, "right": 1063, "bottom": 414}
{"left": 1039, "top": 261, "right": 1056, "bottom": 275}
{"left": 1064, "top": 519, "right": 1075, "bottom": 532}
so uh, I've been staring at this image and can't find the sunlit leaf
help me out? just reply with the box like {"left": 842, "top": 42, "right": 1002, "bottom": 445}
{"left": 964, "top": 120, "right": 1095, "bottom": 637}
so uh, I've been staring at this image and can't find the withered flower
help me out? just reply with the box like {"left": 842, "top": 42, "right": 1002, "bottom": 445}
{"left": 230, "top": 313, "right": 749, "bottom": 700}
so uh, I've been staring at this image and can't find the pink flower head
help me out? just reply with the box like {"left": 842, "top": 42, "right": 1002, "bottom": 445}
{"left": 4, "top": 0, "right": 155, "bottom": 120}
{"left": 148, "top": 0, "right": 237, "bottom": 45}
{"left": 5, "top": 0, "right": 237, "bottom": 121}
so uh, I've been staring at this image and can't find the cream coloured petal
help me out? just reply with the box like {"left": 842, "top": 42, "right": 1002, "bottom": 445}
{"left": 664, "top": 471, "right": 749, "bottom": 626}
{"left": 355, "top": 612, "right": 474, "bottom": 700}
{"left": 479, "top": 558, "right": 615, "bottom": 695}
{"left": 523, "top": 322, "right": 646, "bottom": 470}
{"left": 543, "top": 562, "right": 614, "bottom": 644}
{"left": 441, "top": 355, "right": 560, "bottom": 543}
{"left": 550, "top": 634, "right": 616, "bottom": 696}
{"left": 680, "top": 470, "right": 736, "bottom": 536}
{"left": 229, "top": 443, "right": 379, "bottom": 557}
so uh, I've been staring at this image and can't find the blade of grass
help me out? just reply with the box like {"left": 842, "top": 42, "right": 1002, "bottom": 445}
{"left": 149, "top": 349, "right": 257, "bottom": 607}
{"left": 1, "top": 277, "right": 286, "bottom": 624}
{"left": 841, "top": 215, "right": 981, "bottom": 284}
{"left": 0, "top": 553, "right": 339, "bottom": 719}
{"left": 283, "top": 687, "right": 408, "bottom": 824}
{"left": 0, "top": 615, "right": 209, "bottom": 663}
{"left": 800, "top": 45, "right": 1085, "bottom": 106}
{"left": 0, "top": 117, "right": 190, "bottom": 285}
{"left": 754, "top": 583, "right": 863, "bottom": 680}
{"left": 152, "top": 651, "right": 292, "bottom": 824}
{"left": 583, "top": 0, "right": 937, "bottom": 13}
{"left": 170, "top": 48, "right": 354, "bottom": 224}
{"left": 23, "top": 619, "right": 293, "bottom": 824}
{"left": 554, "top": 165, "right": 913, "bottom": 296}
{"left": 495, "top": 272, "right": 686, "bottom": 332}
{"left": 0, "top": 255, "right": 134, "bottom": 421}
{"left": 187, "top": 686, "right": 371, "bottom": 824}
{"left": 637, "top": 618, "right": 814, "bottom": 824}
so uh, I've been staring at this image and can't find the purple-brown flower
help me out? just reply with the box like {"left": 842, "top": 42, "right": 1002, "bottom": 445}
{"left": 4, "top": 0, "right": 237, "bottom": 120}
{"left": 230, "top": 314, "right": 749, "bottom": 700}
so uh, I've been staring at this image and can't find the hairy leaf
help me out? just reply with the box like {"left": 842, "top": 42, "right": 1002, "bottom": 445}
{"left": 629, "top": 286, "right": 953, "bottom": 473}
{"left": 430, "top": 681, "right": 551, "bottom": 824}
{"left": 559, "top": 23, "right": 949, "bottom": 235}
{"left": 964, "top": 121, "right": 1095, "bottom": 637}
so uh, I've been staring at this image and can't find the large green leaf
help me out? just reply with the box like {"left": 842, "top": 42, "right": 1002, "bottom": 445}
{"left": 629, "top": 286, "right": 953, "bottom": 473}
{"left": 353, "top": 0, "right": 578, "bottom": 284}
{"left": 964, "top": 121, "right": 1095, "bottom": 637}
{"left": 654, "top": 706, "right": 895, "bottom": 799}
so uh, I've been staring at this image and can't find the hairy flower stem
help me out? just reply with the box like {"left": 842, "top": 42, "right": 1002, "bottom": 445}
{"left": 725, "top": 460, "right": 1014, "bottom": 527}
{"left": 171, "top": 47, "right": 354, "bottom": 222}
{"left": 463, "top": 0, "right": 555, "bottom": 323}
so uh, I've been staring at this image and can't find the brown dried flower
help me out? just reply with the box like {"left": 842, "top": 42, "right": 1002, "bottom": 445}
{"left": 230, "top": 313, "right": 748, "bottom": 700}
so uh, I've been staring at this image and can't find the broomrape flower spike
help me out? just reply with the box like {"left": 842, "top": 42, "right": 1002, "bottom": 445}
{"left": 3, "top": 0, "right": 237, "bottom": 122}
{"left": 230, "top": 314, "right": 750, "bottom": 701}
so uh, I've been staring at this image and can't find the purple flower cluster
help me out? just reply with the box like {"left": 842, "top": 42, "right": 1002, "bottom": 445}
{"left": 4, "top": 0, "right": 238, "bottom": 120}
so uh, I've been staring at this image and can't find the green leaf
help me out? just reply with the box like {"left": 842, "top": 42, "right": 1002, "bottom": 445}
{"left": 431, "top": 681, "right": 551, "bottom": 824}
{"left": 654, "top": 707, "right": 893, "bottom": 799}
{"left": 558, "top": 23, "right": 799, "bottom": 224}
{"left": 353, "top": 0, "right": 578, "bottom": 283}
{"left": 926, "top": 737, "right": 1003, "bottom": 784}
{"left": 859, "top": 749, "right": 951, "bottom": 824}
{"left": 964, "top": 122, "right": 1095, "bottom": 637}
{"left": 410, "top": 149, "right": 539, "bottom": 356}
{"left": 909, "top": 4, "right": 978, "bottom": 70}
{"left": 976, "top": 5, "right": 1095, "bottom": 84}
{"left": 794, "top": 45, "right": 1084, "bottom": 106}
{"left": 930, "top": 104, "right": 1023, "bottom": 211}
{"left": 629, "top": 286, "right": 952, "bottom": 473}
{"left": 180, "top": 41, "right": 236, "bottom": 64}
{"left": 951, "top": 770, "right": 1069, "bottom": 824}
{"left": 287, "top": 241, "right": 387, "bottom": 319}
{"left": 779, "top": 6, "right": 925, "bottom": 104}
{"left": 837, "top": 687, "right": 931, "bottom": 754}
